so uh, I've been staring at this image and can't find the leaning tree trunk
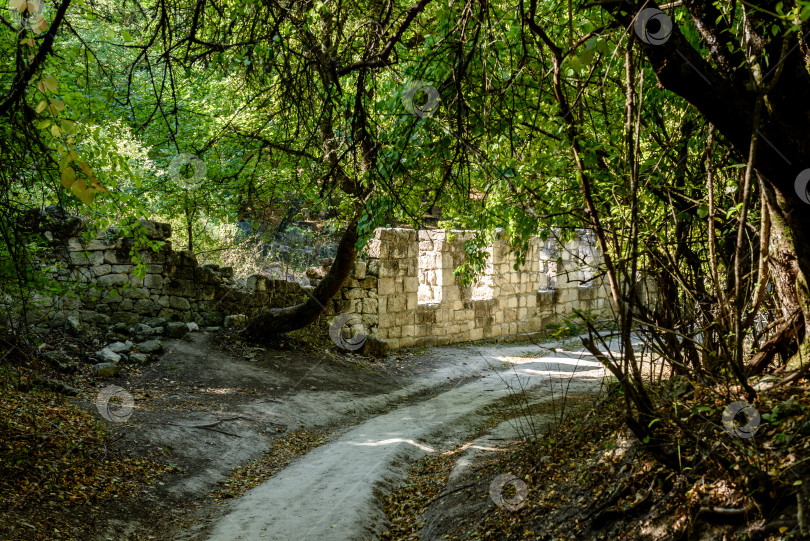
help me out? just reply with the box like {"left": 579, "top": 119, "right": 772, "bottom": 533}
{"left": 244, "top": 218, "right": 360, "bottom": 339}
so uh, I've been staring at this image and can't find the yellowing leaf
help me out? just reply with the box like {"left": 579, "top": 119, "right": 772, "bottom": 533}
{"left": 35, "top": 100, "right": 47, "bottom": 114}
{"left": 61, "top": 120, "right": 76, "bottom": 134}
{"left": 58, "top": 154, "right": 71, "bottom": 170}
{"left": 9, "top": 0, "right": 24, "bottom": 10}
{"left": 31, "top": 16, "right": 47, "bottom": 34}
{"left": 78, "top": 161, "right": 92, "bottom": 178}
{"left": 90, "top": 178, "right": 109, "bottom": 193}
{"left": 50, "top": 99, "right": 65, "bottom": 111}
{"left": 60, "top": 167, "right": 76, "bottom": 188}
{"left": 70, "top": 178, "right": 86, "bottom": 199}
{"left": 42, "top": 75, "right": 57, "bottom": 92}
{"left": 80, "top": 188, "right": 96, "bottom": 206}
{"left": 50, "top": 124, "right": 61, "bottom": 138}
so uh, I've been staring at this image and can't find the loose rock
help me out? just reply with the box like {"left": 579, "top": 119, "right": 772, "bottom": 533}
{"left": 95, "top": 348, "right": 122, "bottom": 364}
{"left": 130, "top": 353, "right": 149, "bottom": 364}
{"left": 106, "top": 341, "right": 133, "bottom": 353}
{"left": 166, "top": 321, "right": 189, "bottom": 339}
{"left": 130, "top": 323, "right": 154, "bottom": 337}
{"left": 137, "top": 339, "right": 163, "bottom": 353}
{"left": 361, "top": 336, "right": 389, "bottom": 358}
{"left": 41, "top": 350, "right": 78, "bottom": 374}
{"left": 91, "top": 363, "right": 121, "bottom": 377}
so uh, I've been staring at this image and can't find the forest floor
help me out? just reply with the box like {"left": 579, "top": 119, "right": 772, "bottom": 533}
{"left": 0, "top": 327, "right": 807, "bottom": 540}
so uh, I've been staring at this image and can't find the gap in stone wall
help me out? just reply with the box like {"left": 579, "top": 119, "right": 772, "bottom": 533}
{"left": 417, "top": 231, "right": 441, "bottom": 305}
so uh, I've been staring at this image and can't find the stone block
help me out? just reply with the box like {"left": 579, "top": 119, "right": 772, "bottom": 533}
{"left": 246, "top": 274, "right": 267, "bottom": 292}
{"left": 144, "top": 274, "right": 163, "bottom": 289}
{"left": 378, "top": 278, "right": 396, "bottom": 296}
{"left": 360, "top": 297, "right": 378, "bottom": 314}
{"left": 379, "top": 260, "right": 400, "bottom": 277}
{"left": 133, "top": 299, "right": 154, "bottom": 314}
{"left": 365, "top": 239, "right": 382, "bottom": 258}
{"left": 416, "top": 308, "right": 436, "bottom": 324}
{"left": 344, "top": 288, "right": 366, "bottom": 300}
{"left": 140, "top": 251, "right": 166, "bottom": 264}
{"left": 199, "top": 285, "right": 216, "bottom": 301}
{"left": 386, "top": 294, "right": 407, "bottom": 313}
{"left": 70, "top": 250, "right": 104, "bottom": 266}
{"left": 124, "top": 287, "right": 150, "bottom": 300}
{"left": 354, "top": 261, "right": 367, "bottom": 280}
{"left": 403, "top": 277, "right": 419, "bottom": 293}
{"left": 111, "top": 265, "right": 133, "bottom": 274}
{"left": 112, "top": 311, "right": 139, "bottom": 326}
{"left": 92, "top": 264, "right": 111, "bottom": 276}
{"left": 169, "top": 296, "right": 191, "bottom": 310}
{"left": 157, "top": 308, "right": 184, "bottom": 321}
{"left": 98, "top": 274, "right": 128, "bottom": 287}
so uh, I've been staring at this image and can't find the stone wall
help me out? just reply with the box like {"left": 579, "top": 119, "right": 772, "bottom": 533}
{"left": 26, "top": 211, "right": 310, "bottom": 329}
{"left": 319, "top": 228, "right": 621, "bottom": 350}
{"left": 24, "top": 209, "right": 630, "bottom": 352}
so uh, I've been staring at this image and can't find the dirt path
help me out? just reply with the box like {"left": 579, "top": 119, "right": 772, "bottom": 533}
{"left": 184, "top": 339, "right": 608, "bottom": 540}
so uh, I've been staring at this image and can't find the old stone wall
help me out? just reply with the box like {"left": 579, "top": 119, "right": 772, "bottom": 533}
{"left": 27, "top": 212, "right": 309, "bottom": 329}
{"left": 319, "top": 228, "right": 623, "bottom": 350}
{"left": 25, "top": 209, "right": 632, "bottom": 352}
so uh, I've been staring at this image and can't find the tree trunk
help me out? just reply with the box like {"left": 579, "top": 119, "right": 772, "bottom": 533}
{"left": 244, "top": 218, "right": 359, "bottom": 339}
{"left": 598, "top": 1, "right": 810, "bottom": 354}
{"left": 762, "top": 180, "right": 803, "bottom": 318}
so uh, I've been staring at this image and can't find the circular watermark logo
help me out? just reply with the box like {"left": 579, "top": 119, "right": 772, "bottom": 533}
{"left": 328, "top": 313, "right": 367, "bottom": 351}
{"left": 401, "top": 80, "right": 440, "bottom": 118}
{"left": 489, "top": 473, "right": 529, "bottom": 511}
{"left": 95, "top": 385, "right": 135, "bottom": 423}
{"left": 168, "top": 153, "right": 206, "bottom": 189}
{"left": 634, "top": 8, "right": 673, "bottom": 46}
{"left": 8, "top": 0, "right": 45, "bottom": 32}
{"left": 722, "top": 401, "right": 760, "bottom": 439}
{"left": 794, "top": 169, "right": 810, "bottom": 204}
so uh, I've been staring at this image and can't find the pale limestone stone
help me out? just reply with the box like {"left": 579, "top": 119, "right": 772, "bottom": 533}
{"left": 92, "top": 264, "right": 112, "bottom": 276}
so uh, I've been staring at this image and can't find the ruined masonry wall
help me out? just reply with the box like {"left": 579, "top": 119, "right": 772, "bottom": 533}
{"left": 323, "top": 228, "right": 619, "bottom": 350}
{"left": 30, "top": 218, "right": 309, "bottom": 328}
{"left": 31, "top": 212, "right": 624, "bottom": 351}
